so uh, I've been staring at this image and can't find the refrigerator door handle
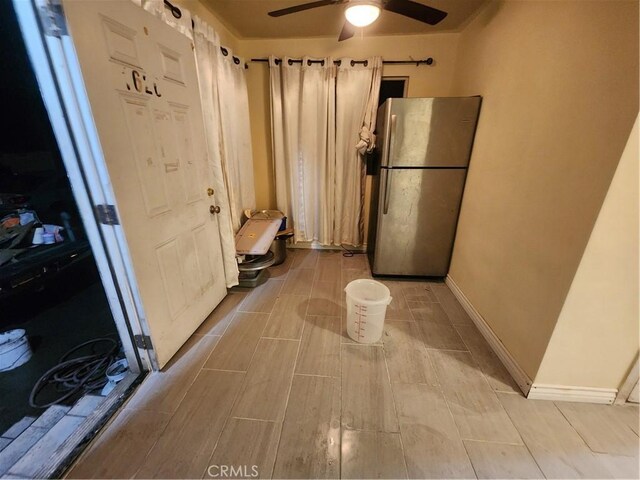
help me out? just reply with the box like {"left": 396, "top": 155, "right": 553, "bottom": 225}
{"left": 382, "top": 113, "right": 396, "bottom": 167}
{"left": 382, "top": 168, "right": 392, "bottom": 215}
{"left": 388, "top": 114, "right": 397, "bottom": 167}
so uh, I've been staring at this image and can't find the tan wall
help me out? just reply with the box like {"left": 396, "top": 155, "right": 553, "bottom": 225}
{"left": 534, "top": 117, "right": 639, "bottom": 390}
{"left": 448, "top": 0, "right": 639, "bottom": 379}
{"left": 238, "top": 34, "right": 461, "bottom": 213}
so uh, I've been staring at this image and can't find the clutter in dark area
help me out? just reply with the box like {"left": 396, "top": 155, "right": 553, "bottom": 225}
{"left": 0, "top": 0, "right": 120, "bottom": 434}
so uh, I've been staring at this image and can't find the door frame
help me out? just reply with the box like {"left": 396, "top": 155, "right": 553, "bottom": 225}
{"left": 13, "top": 0, "right": 156, "bottom": 371}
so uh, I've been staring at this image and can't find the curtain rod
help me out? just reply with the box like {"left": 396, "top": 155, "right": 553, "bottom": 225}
{"left": 250, "top": 57, "right": 434, "bottom": 67}
{"left": 162, "top": 0, "right": 433, "bottom": 70}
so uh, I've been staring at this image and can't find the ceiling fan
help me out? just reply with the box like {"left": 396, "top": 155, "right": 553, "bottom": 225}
{"left": 268, "top": 0, "right": 448, "bottom": 42}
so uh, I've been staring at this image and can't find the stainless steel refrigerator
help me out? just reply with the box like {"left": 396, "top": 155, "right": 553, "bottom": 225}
{"left": 367, "top": 96, "right": 481, "bottom": 276}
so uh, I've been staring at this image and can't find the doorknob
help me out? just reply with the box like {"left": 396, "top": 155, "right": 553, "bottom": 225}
{"left": 209, "top": 205, "right": 221, "bottom": 214}
{"left": 207, "top": 188, "right": 214, "bottom": 196}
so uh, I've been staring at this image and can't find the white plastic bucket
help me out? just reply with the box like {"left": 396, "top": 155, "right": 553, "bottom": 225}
{"left": 0, "top": 329, "right": 32, "bottom": 372}
{"left": 345, "top": 279, "right": 392, "bottom": 343}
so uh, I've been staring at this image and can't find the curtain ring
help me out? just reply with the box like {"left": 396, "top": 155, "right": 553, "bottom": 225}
{"left": 364, "top": 60, "right": 368, "bottom": 67}
{"left": 307, "top": 59, "right": 312, "bottom": 66}
{"left": 321, "top": 60, "right": 325, "bottom": 66}
{"left": 233, "top": 56, "right": 240, "bottom": 65}
{"left": 288, "top": 59, "right": 293, "bottom": 65}
{"left": 275, "top": 58, "right": 281, "bottom": 65}
{"left": 220, "top": 47, "right": 228, "bottom": 56}
{"left": 336, "top": 60, "right": 342, "bottom": 67}
{"left": 163, "top": 0, "right": 182, "bottom": 19}
{"left": 350, "top": 59, "right": 355, "bottom": 67}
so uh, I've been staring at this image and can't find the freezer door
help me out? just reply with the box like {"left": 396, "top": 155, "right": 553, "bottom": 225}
{"left": 387, "top": 97, "right": 481, "bottom": 167}
{"left": 372, "top": 168, "right": 467, "bottom": 276}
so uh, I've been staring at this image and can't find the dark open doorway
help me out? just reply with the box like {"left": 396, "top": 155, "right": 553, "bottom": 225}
{"left": 0, "top": 0, "right": 122, "bottom": 461}
{"left": 378, "top": 77, "right": 408, "bottom": 106}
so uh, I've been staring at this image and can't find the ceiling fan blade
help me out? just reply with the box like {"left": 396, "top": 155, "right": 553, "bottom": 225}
{"left": 338, "top": 20, "right": 355, "bottom": 41}
{"left": 268, "top": 0, "right": 339, "bottom": 17}
{"left": 383, "top": 0, "right": 447, "bottom": 25}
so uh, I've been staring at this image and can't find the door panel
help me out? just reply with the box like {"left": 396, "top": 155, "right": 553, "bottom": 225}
{"left": 373, "top": 168, "right": 467, "bottom": 276}
{"left": 62, "top": 0, "right": 227, "bottom": 367}
{"left": 157, "top": 239, "right": 187, "bottom": 317}
{"left": 172, "top": 109, "right": 201, "bottom": 205}
{"left": 194, "top": 225, "right": 215, "bottom": 291}
{"left": 101, "top": 16, "right": 140, "bottom": 68}
{"left": 122, "top": 98, "right": 170, "bottom": 217}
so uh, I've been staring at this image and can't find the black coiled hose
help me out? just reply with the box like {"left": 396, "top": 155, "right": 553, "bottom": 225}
{"left": 29, "top": 338, "right": 119, "bottom": 408}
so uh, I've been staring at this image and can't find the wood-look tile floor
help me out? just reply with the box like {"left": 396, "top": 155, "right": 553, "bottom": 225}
{"left": 67, "top": 250, "right": 640, "bottom": 479}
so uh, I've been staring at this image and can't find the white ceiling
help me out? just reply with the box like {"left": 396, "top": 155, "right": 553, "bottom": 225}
{"left": 203, "top": 0, "right": 489, "bottom": 39}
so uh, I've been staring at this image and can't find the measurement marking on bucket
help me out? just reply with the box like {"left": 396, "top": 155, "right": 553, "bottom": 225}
{"left": 354, "top": 304, "right": 368, "bottom": 340}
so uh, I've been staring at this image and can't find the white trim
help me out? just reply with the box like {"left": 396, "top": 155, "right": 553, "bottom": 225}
{"left": 288, "top": 242, "right": 367, "bottom": 252}
{"left": 528, "top": 384, "right": 617, "bottom": 404}
{"left": 445, "top": 275, "right": 532, "bottom": 395}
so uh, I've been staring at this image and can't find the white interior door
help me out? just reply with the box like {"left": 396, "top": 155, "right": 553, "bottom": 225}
{"left": 61, "top": 0, "right": 227, "bottom": 368}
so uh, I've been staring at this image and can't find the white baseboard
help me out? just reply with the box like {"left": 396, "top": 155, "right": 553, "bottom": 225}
{"left": 445, "top": 275, "right": 533, "bottom": 395}
{"left": 528, "top": 384, "right": 617, "bottom": 404}
{"left": 445, "top": 275, "right": 619, "bottom": 404}
{"left": 288, "top": 242, "right": 367, "bottom": 252}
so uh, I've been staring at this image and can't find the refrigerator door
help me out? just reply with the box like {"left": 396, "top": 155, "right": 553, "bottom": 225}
{"left": 383, "top": 97, "right": 481, "bottom": 168}
{"left": 372, "top": 168, "right": 467, "bottom": 276}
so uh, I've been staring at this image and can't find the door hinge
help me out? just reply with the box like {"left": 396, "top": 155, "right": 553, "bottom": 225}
{"left": 38, "top": 1, "right": 68, "bottom": 38}
{"left": 133, "top": 334, "right": 154, "bottom": 351}
{"left": 94, "top": 204, "right": 120, "bottom": 226}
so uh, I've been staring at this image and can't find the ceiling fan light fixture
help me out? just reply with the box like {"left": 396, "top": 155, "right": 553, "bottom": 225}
{"left": 345, "top": 1, "right": 381, "bottom": 27}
